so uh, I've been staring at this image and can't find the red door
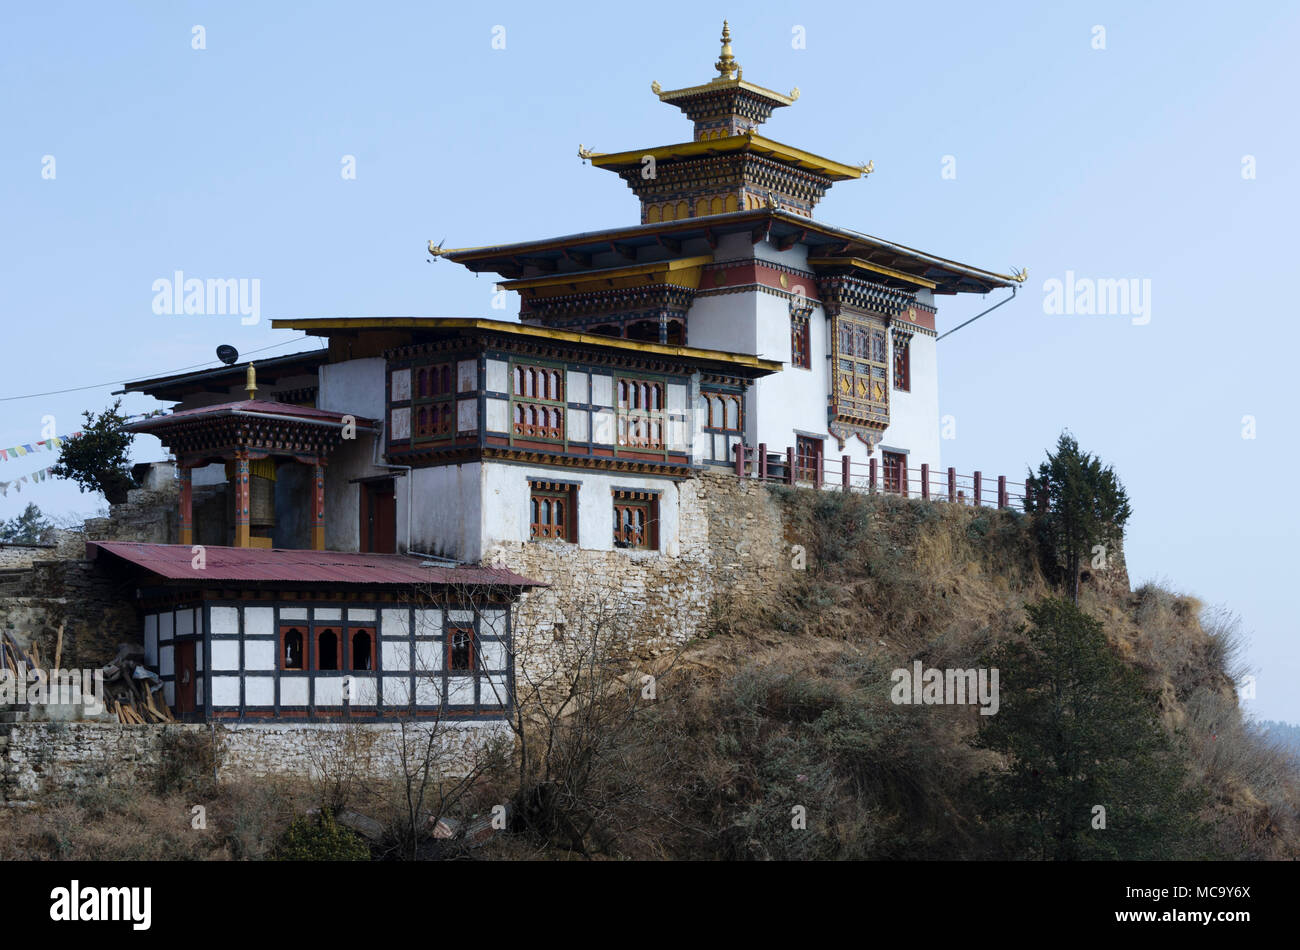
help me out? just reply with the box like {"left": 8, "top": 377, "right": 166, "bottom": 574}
{"left": 361, "top": 480, "right": 397, "bottom": 553}
{"left": 175, "top": 641, "right": 196, "bottom": 715}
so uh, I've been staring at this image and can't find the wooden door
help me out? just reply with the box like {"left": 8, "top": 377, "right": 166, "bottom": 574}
{"left": 175, "top": 641, "right": 196, "bottom": 715}
{"left": 361, "top": 480, "right": 397, "bottom": 553}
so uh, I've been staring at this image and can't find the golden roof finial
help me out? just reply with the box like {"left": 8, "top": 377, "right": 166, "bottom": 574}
{"left": 715, "top": 20, "right": 739, "bottom": 78}
{"left": 245, "top": 362, "right": 258, "bottom": 401}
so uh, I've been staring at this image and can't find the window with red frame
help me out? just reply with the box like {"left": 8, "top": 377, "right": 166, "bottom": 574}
{"left": 796, "top": 435, "right": 823, "bottom": 482}
{"left": 790, "top": 308, "right": 811, "bottom": 369}
{"left": 448, "top": 627, "right": 475, "bottom": 672}
{"left": 883, "top": 451, "right": 907, "bottom": 493}
{"left": 529, "top": 480, "right": 577, "bottom": 542}
{"left": 892, "top": 334, "right": 911, "bottom": 392}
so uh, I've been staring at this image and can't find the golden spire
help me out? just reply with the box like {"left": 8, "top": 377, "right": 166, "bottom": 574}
{"left": 245, "top": 362, "right": 258, "bottom": 400}
{"left": 715, "top": 20, "right": 739, "bottom": 79}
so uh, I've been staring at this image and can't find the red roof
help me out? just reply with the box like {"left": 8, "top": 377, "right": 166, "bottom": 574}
{"left": 127, "top": 400, "right": 376, "bottom": 431}
{"left": 87, "top": 542, "right": 540, "bottom": 588}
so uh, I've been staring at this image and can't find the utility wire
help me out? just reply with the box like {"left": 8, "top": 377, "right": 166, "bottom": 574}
{"left": 0, "top": 336, "right": 313, "bottom": 404}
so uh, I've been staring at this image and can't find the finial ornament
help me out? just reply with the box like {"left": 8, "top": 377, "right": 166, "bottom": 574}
{"left": 789, "top": 87, "right": 800, "bottom": 100}
{"left": 651, "top": 80, "right": 662, "bottom": 95}
{"left": 715, "top": 20, "right": 740, "bottom": 78}
{"left": 577, "top": 144, "right": 596, "bottom": 160}
{"left": 428, "top": 239, "right": 446, "bottom": 257}
{"left": 1009, "top": 266, "right": 1028, "bottom": 283}
{"left": 245, "top": 362, "right": 258, "bottom": 401}
{"left": 858, "top": 160, "right": 875, "bottom": 176}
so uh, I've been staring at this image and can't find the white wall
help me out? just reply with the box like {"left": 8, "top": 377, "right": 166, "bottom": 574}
{"left": 407, "top": 463, "right": 484, "bottom": 560}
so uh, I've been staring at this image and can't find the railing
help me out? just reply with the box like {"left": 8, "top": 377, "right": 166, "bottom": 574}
{"left": 733, "top": 442, "right": 1033, "bottom": 510}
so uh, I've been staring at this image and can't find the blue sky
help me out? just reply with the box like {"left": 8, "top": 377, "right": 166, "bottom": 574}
{"left": 2, "top": 2, "right": 1297, "bottom": 720}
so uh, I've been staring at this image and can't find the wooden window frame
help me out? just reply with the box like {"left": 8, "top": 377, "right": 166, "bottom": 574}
{"left": 615, "top": 376, "right": 667, "bottom": 449}
{"left": 314, "top": 626, "right": 342, "bottom": 672}
{"left": 511, "top": 362, "right": 565, "bottom": 441}
{"left": 883, "top": 450, "right": 907, "bottom": 493}
{"left": 892, "top": 333, "right": 911, "bottom": 392}
{"left": 529, "top": 480, "right": 577, "bottom": 542}
{"left": 612, "top": 489, "right": 659, "bottom": 550}
{"left": 347, "top": 626, "right": 376, "bottom": 672}
{"left": 279, "top": 624, "right": 307, "bottom": 671}
{"left": 409, "top": 360, "right": 457, "bottom": 442}
{"left": 832, "top": 313, "right": 890, "bottom": 427}
{"left": 796, "top": 435, "right": 823, "bottom": 483}
{"left": 447, "top": 626, "right": 476, "bottom": 673}
{"left": 790, "top": 308, "right": 811, "bottom": 369}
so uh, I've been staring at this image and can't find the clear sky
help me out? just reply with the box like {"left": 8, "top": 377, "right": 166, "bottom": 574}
{"left": 2, "top": 2, "right": 1297, "bottom": 720}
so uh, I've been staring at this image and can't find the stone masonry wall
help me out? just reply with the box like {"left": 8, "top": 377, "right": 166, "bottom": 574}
{"left": 0, "top": 720, "right": 510, "bottom": 804}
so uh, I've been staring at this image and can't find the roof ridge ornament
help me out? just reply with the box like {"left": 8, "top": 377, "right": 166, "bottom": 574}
{"left": 715, "top": 20, "right": 739, "bottom": 79}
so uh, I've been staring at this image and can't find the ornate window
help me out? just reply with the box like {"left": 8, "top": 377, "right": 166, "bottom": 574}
{"left": 409, "top": 360, "right": 456, "bottom": 440}
{"left": 698, "top": 389, "right": 743, "bottom": 464}
{"left": 892, "top": 331, "right": 911, "bottom": 392}
{"left": 832, "top": 314, "right": 889, "bottom": 428}
{"left": 790, "top": 305, "right": 812, "bottom": 369}
{"left": 612, "top": 490, "right": 659, "bottom": 550}
{"left": 512, "top": 362, "right": 565, "bottom": 441}
{"left": 616, "top": 377, "right": 666, "bottom": 449}
{"left": 529, "top": 480, "right": 577, "bottom": 542}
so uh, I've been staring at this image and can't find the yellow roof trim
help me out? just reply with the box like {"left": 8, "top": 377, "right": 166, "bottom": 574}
{"left": 498, "top": 255, "right": 713, "bottom": 291}
{"left": 269, "top": 317, "right": 783, "bottom": 372}
{"left": 812, "top": 257, "right": 938, "bottom": 290}
{"left": 588, "top": 133, "right": 865, "bottom": 181}
{"left": 656, "top": 76, "right": 796, "bottom": 107}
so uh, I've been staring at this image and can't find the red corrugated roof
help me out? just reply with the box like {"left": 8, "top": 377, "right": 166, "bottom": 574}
{"left": 87, "top": 541, "right": 540, "bottom": 588}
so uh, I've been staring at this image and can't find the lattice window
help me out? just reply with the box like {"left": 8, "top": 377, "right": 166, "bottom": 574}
{"left": 883, "top": 450, "right": 907, "bottom": 493}
{"left": 403, "top": 360, "right": 457, "bottom": 442}
{"left": 529, "top": 480, "right": 576, "bottom": 542}
{"left": 796, "top": 435, "right": 823, "bottom": 483}
{"left": 833, "top": 314, "right": 890, "bottom": 427}
{"left": 892, "top": 331, "right": 911, "bottom": 392}
{"left": 698, "top": 389, "right": 743, "bottom": 464}
{"left": 612, "top": 490, "right": 659, "bottom": 550}
{"left": 790, "top": 305, "right": 812, "bottom": 369}
{"left": 512, "top": 363, "right": 565, "bottom": 441}
{"left": 616, "top": 377, "right": 666, "bottom": 448}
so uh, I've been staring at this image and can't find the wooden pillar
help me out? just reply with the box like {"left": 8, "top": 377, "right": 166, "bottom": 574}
{"left": 869, "top": 457, "right": 878, "bottom": 493}
{"left": 842, "top": 455, "right": 850, "bottom": 491}
{"left": 900, "top": 459, "right": 908, "bottom": 497}
{"left": 813, "top": 448, "right": 823, "bottom": 490}
{"left": 997, "top": 475, "right": 1008, "bottom": 509}
{"left": 178, "top": 464, "right": 193, "bottom": 545}
{"left": 311, "top": 460, "right": 327, "bottom": 551}
{"left": 947, "top": 467, "right": 957, "bottom": 502}
{"left": 758, "top": 442, "right": 768, "bottom": 481}
{"left": 233, "top": 453, "right": 251, "bottom": 547}
{"left": 734, "top": 441, "right": 745, "bottom": 477}
{"left": 973, "top": 471, "right": 983, "bottom": 508}
{"left": 921, "top": 463, "right": 930, "bottom": 501}
{"left": 786, "top": 446, "right": 795, "bottom": 486}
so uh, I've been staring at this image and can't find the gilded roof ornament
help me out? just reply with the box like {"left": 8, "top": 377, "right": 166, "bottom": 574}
{"left": 715, "top": 20, "right": 740, "bottom": 78}
{"left": 858, "top": 160, "right": 875, "bottom": 176}
{"left": 428, "top": 239, "right": 446, "bottom": 257}
{"left": 790, "top": 87, "right": 800, "bottom": 100}
{"left": 577, "top": 144, "right": 598, "bottom": 160}
{"left": 651, "top": 80, "right": 662, "bottom": 95}
{"left": 1009, "top": 266, "right": 1028, "bottom": 283}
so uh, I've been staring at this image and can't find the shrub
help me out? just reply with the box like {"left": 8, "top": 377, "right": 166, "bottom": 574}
{"left": 274, "top": 810, "right": 371, "bottom": 861}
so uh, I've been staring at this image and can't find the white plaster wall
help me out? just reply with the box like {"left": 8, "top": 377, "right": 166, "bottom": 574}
{"left": 406, "top": 463, "right": 484, "bottom": 560}
{"left": 481, "top": 461, "right": 684, "bottom": 556}
{"left": 318, "top": 358, "right": 385, "bottom": 420}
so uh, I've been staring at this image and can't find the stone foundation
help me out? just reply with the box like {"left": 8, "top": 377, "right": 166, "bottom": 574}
{"left": 0, "top": 720, "right": 510, "bottom": 803}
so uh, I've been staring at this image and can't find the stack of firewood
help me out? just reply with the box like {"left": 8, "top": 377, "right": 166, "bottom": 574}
{"left": 0, "top": 626, "right": 174, "bottom": 724}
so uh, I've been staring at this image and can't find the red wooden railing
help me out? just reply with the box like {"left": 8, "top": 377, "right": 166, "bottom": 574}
{"left": 733, "top": 443, "right": 1030, "bottom": 510}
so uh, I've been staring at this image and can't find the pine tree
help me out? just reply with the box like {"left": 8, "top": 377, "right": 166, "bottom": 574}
{"left": 974, "top": 598, "right": 1208, "bottom": 860}
{"left": 0, "top": 502, "right": 54, "bottom": 543}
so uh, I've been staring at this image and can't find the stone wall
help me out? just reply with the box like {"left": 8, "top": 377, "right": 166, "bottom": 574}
{"left": 2, "top": 558, "right": 141, "bottom": 666}
{"left": 0, "top": 720, "right": 510, "bottom": 803}
{"left": 486, "top": 469, "right": 788, "bottom": 691}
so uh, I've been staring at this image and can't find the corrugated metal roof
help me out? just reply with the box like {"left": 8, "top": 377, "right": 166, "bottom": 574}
{"left": 87, "top": 542, "right": 540, "bottom": 588}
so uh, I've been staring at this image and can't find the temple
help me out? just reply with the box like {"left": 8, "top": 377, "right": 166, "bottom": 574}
{"left": 111, "top": 23, "right": 1022, "bottom": 726}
